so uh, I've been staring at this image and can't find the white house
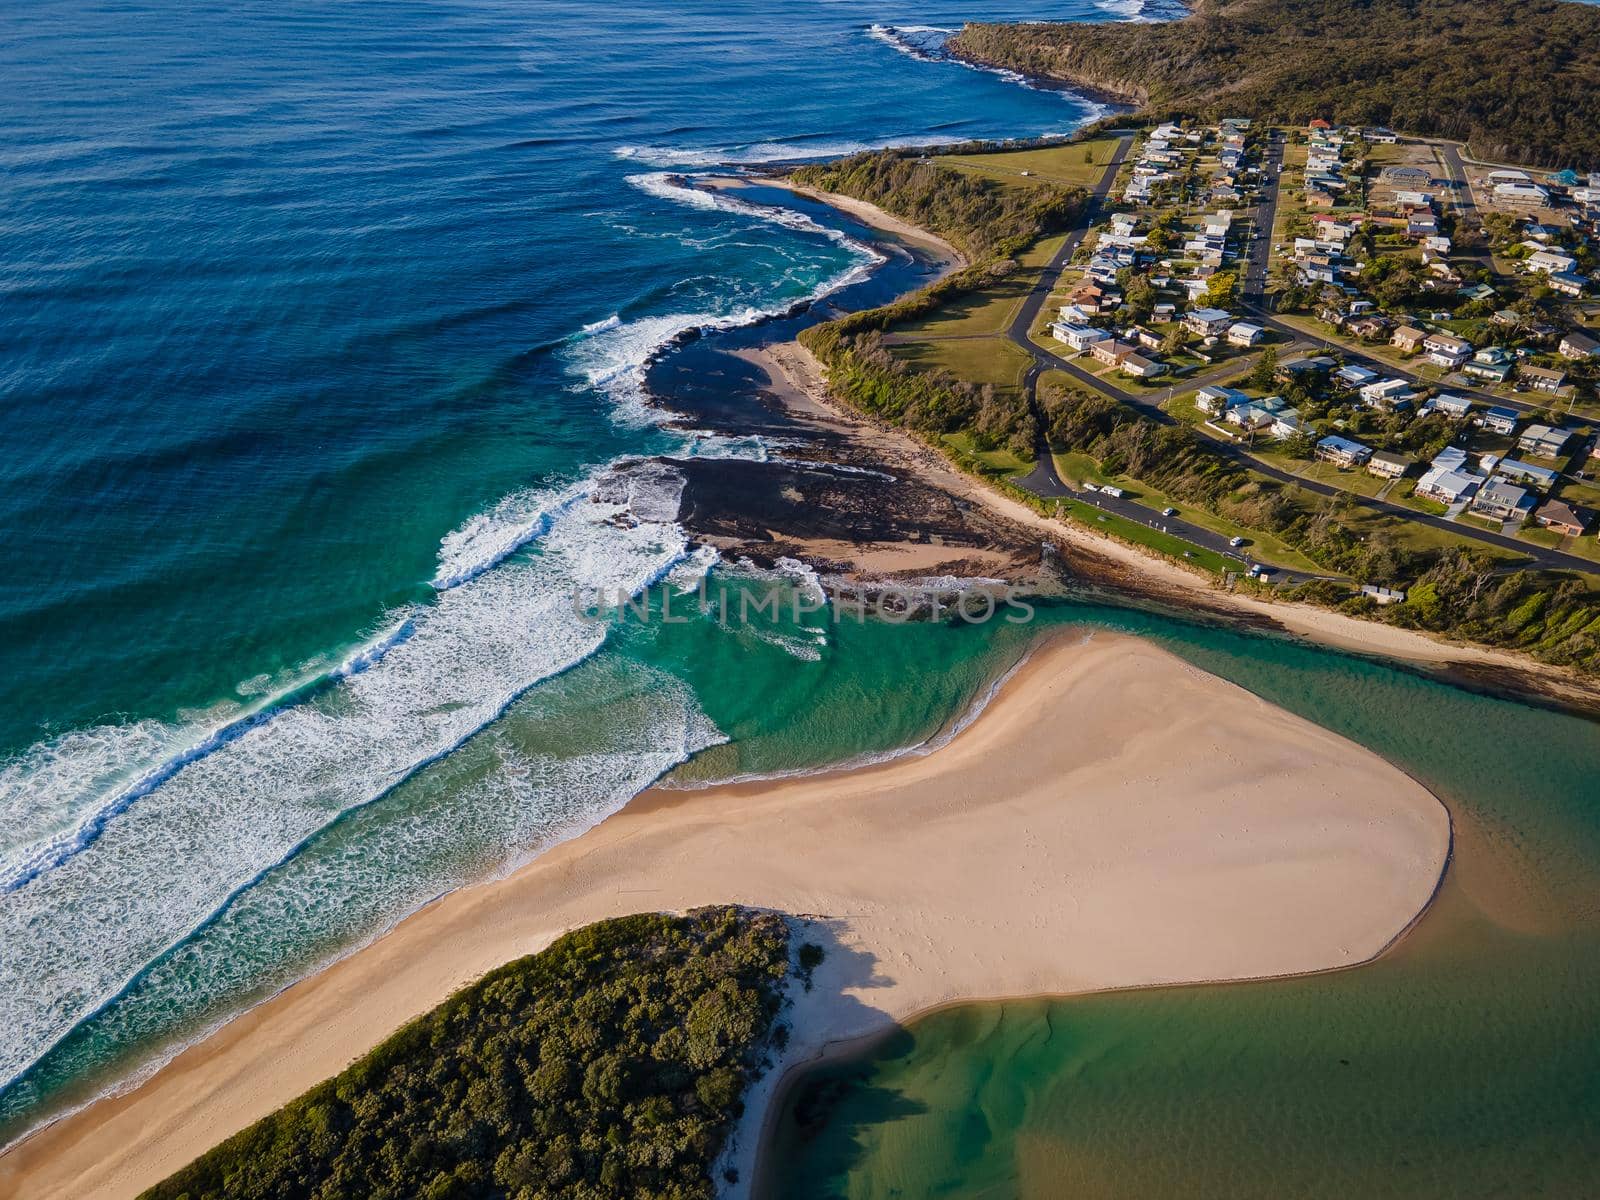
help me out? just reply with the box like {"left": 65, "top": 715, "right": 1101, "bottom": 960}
{"left": 1226, "top": 321, "right": 1266, "bottom": 347}
{"left": 1422, "top": 332, "right": 1472, "bottom": 369}
{"left": 1525, "top": 249, "right": 1577, "bottom": 275}
{"left": 1052, "top": 322, "right": 1111, "bottom": 352}
{"left": 1184, "top": 307, "right": 1233, "bottom": 337}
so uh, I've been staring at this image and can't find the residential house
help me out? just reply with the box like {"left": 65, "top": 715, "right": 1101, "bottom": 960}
{"left": 1089, "top": 340, "right": 1134, "bottom": 368}
{"left": 1184, "top": 307, "right": 1233, "bottom": 337}
{"left": 1361, "top": 584, "right": 1407, "bottom": 605}
{"left": 1420, "top": 393, "right": 1473, "bottom": 418}
{"left": 1495, "top": 459, "right": 1560, "bottom": 490}
{"left": 1194, "top": 385, "right": 1249, "bottom": 416}
{"left": 1227, "top": 321, "right": 1266, "bottom": 347}
{"left": 1422, "top": 332, "right": 1473, "bottom": 369}
{"left": 1315, "top": 435, "right": 1373, "bottom": 468}
{"left": 1131, "top": 326, "right": 1165, "bottom": 351}
{"left": 1549, "top": 272, "right": 1588, "bottom": 297}
{"left": 1391, "top": 325, "right": 1427, "bottom": 353}
{"left": 1519, "top": 364, "right": 1567, "bottom": 393}
{"left": 1493, "top": 181, "right": 1550, "bottom": 207}
{"left": 1469, "top": 479, "right": 1535, "bottom": 521}
{"left": 1415, "top": 464, "right": 1479, "bottom": 505}
{"left": 1052, "top": 323, "right": 1111, "bottom": 353}
{"left": 1359, "top": 378, "right": 1416, "bottom": 410}
{"left": 1334, "top": 364, "right": 1380, "bottom": 389}
{"left": 1346, "top": 315, "right": 1392, "bottom": 340}
{"left": 1518, "top": 424, "right": 1574, "bottom": 459}
{"left": 1367, "top": 451, "right": 1413, "bottom": 479}
{"left": 1525, "top": 248, "right": 1578, "bottom": 275}
{"left": 1479, "top": 406, "right": 1520, "bottom": 435}
{"left": 1464, "top": 347, "right": 1514, "bottom": 384}
{"left": 1534, "top": 499, "right": 1592, "bottom": 536}
{"left": 1120, "top": 352, "right": 1167, "bottom": 379}
{"left": 1558, "top": 331, "right": 1600, "bottom": 359}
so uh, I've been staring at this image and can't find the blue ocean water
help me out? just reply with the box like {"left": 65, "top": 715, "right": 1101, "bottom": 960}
{"left": 0, "top": 0, "right": 1127, "bottom": 1141}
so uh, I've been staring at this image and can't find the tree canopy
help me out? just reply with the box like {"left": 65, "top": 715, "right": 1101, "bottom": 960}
{"left": 953, "top": 0, "right": 1600, "bottom": 168}
{"left": 142, "top": 907, "right": 791, "bottom": 1200}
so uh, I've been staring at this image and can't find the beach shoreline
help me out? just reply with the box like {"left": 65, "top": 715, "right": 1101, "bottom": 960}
{"left": 0, "top": 632, "right": 1451, "bottom": 1200}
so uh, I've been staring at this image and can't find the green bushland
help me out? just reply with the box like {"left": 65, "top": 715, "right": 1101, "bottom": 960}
{"left": 142, "top": 907, "right": 791, "bottom": 1200}
{"left": 792, "top": 150, "right": 1084, "bottom": 260}
{"left": 792, "top": 148, "right": 1088, "bottom": 461}
{"left": 952, "top": 0, "right": 1600, "bottom": 168}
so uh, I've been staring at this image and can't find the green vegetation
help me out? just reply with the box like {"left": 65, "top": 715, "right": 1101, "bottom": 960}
{"left": 143, "top": 907, "right": 791, "bottom": 1200}
{"left": 793, "top": 148, "right": 1089, "bottom": 460}
{"left": 952, "top": 0, "right": 1600, "bottom": 168}
{"left": 792, "top": 150, "right": 1085, "bottom": 259}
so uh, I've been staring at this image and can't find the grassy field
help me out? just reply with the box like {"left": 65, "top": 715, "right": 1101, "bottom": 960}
{"left": 945, "top": 430, "right": 1033, "bottom": 477}
{"left": 893, "top": 233, "right": 1066, "bottom": 340}
{"left": 940, "top": 138, "right": 1125, "bottom": 190}
{"left": 892, "top": 335, "right": 1032, "bottom": 395}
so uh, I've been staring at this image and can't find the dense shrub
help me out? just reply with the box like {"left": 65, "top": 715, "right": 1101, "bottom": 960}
{"left": 953, "top": 0, "right": 1600, "bottom": 168}
{"left": 143, "top": 907, "right": 791, "bottom": 1200}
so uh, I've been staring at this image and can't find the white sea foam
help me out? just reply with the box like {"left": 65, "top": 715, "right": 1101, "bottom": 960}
{"left": 565, "top": 174, "right": 885, "bottom": 426}
{"left": 0, "top": 458, "right": 698, "bottom": 1092}
{"left": 865, "top": 23, "right": 957, "bottom": 61}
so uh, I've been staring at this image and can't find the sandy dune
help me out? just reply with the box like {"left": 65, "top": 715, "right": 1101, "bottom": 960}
{"left": 0, "top": 632, "right": 1450, "bottom": 1200}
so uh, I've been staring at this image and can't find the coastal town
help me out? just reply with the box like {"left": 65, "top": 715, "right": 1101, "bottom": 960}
{"left": 1020, "top": 118, "right": 1600, "bottom": 586}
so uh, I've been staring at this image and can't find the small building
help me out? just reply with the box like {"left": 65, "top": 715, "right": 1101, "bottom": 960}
{"left": 1227, "top": 321, "right": 1267, "bottom": 347}
{"left": 1415, "top": 464, "right": 1479, "bottom": 505}
{"left": 1496, "top": 458, "right": 1560, "bottom": 490}
{"left": 1334, "top": 364, "right": 1380, "bottom": 389}
{"left": 1361, "top": 584, "right": 1407, "bottom": 605}
{"left": 1422, "top": 332, "right": 1473, "bottom": 369}
{"left": 1534, "top": 499, "right": 1592, "bottom": 536}
{"left": 1391, "top": 325, "right": 1427, "bottom": 352}
{"left": 1548, "top": 271, "right": 1588, "bottom": 298}
{"left": 1479, "top": 406, "right": 1520, "bottom": 436}
{"left": 1089, "top": 339, "right": 1135, "bottom": 368}
{"left": 1120, "top": 352, "right": 1167, "bottom": 379}
{"left": 1525, "top": 248, "right": 1578, "bottom": 275}
{"left": 1053, "top": 322, "right": 1111, "bottom": 352}
{"left": 1518, "top": 424, "right": 1574, "bottom": 459}
{"left": 1559, "top": 331, "right": 1600, "bottom": 359}
{"left": 1420, "top": 393, "right": 1473, "bottom": 419}
{"left": 1184, "top": 307, "right": 1234, "bottom": 337}
{"left": 1469, "top": 478, "right": 1534, "bottom": 522}
{"left": 1367, "top": 451, "right": 1413, "bottom": 479}
{"left": 1518, "top": 364, "right": 1567, "bottom": 393}
{"left": 1360, "top": 378, "right": 1416, "bottom": 410}
{"left": 1316, "top": 435, "right": 1373, "bottom": 468}
{"left": 1195, "top": 384, "right": 1249, "bottom": 416}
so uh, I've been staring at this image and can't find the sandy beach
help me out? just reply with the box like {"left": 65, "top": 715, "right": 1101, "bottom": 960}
{"left": 0, "top": 632, "right": 1450, "bottom": 1200}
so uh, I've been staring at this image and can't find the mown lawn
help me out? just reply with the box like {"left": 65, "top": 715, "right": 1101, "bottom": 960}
{"left": 939, "top": 138, "right": 1125, "bottom": 189}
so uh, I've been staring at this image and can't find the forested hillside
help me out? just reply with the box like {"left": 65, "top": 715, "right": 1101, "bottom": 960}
{"left": 143, "top": 908, "right": 791, "bottom": 1200}
{"left": 952, "top": 0, "right": 1600, "bottom": 168}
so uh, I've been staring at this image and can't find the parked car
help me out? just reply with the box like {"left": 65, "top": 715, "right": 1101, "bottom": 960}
{"left": 1161, "top": 506, "right": 1178, "bottom": 517}
{"left": 1229, "top": 536, "right": 1247, "bottom": 547}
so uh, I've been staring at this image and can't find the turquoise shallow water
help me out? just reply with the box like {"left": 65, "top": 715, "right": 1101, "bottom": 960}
{"left": 765, "top": 614, "right": 1600, "bottom": 1199}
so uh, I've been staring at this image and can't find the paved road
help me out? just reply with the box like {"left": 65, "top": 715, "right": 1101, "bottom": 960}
{"left": 995, "top": 132, "right": 1598, "bottom": 575}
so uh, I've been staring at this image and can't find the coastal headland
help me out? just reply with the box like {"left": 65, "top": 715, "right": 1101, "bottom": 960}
{"left": 0, "top": 632, "right": 1450, "bottom": 1199}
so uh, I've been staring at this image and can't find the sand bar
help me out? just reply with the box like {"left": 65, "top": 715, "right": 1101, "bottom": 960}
{"left": 0, "top": 632, "right": 1449, "bottom": 1199}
